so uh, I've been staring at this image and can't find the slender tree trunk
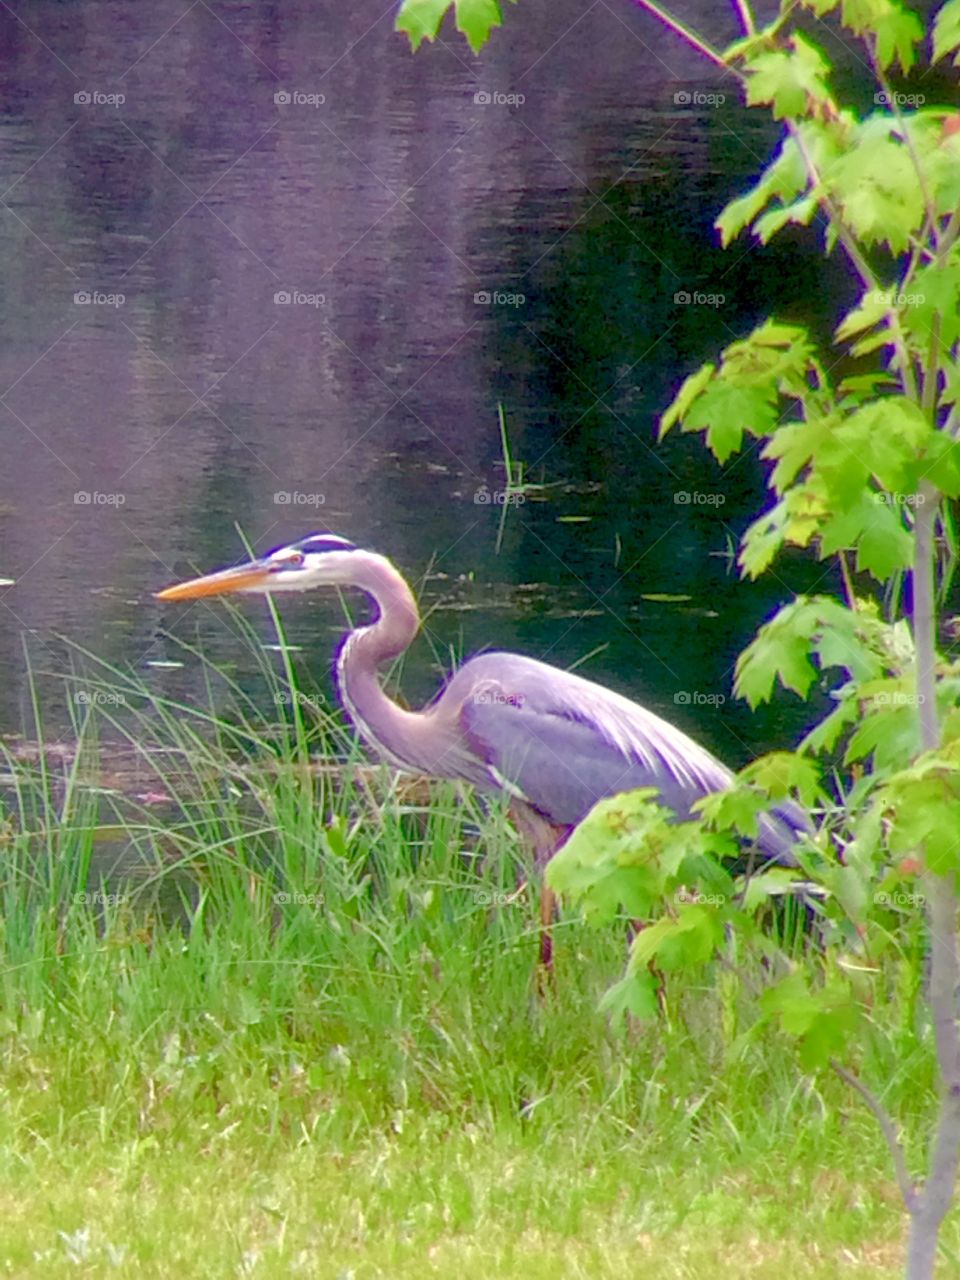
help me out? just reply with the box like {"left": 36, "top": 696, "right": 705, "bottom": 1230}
{"left": 905, "top": 482, "right": 960, "bottom": 1279}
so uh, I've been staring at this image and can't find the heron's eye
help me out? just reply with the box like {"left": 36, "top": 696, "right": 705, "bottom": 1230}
{"left": 273, "top": 552, "right": 304, "bottom": 570}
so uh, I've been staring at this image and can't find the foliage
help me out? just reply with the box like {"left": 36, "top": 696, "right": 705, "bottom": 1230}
{"left": 396, "top": 0, "right": 960, "bottom": 1272}
{"left": 3, "top": 633, "right": 944, "bottom": 1275}
{"left": 395, "top": 0, "right": 516, "bottom": 54}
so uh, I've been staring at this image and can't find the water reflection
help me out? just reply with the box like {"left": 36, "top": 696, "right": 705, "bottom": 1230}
{"left": 0, "top": 0, "right": 850, "bottom": 766}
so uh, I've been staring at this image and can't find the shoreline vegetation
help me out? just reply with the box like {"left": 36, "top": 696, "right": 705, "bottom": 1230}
{"left": 0, "top": 618, "right": 949, "bottom": 1276}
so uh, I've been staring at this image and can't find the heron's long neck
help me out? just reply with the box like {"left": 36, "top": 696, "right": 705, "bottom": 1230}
{"left": 335, "top": 555, "right": 441, "bottom": 772}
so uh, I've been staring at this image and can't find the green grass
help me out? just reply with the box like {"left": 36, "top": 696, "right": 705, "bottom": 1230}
{"left": 0, "top": 610, "right": 954, "bottom": 1277}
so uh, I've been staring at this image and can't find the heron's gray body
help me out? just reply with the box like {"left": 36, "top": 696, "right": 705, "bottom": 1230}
{"left": 340, "top": 645, "right": 807, "bottom": 865}
{"left": 157, "top": 533, "right": 808, "bottom": 882}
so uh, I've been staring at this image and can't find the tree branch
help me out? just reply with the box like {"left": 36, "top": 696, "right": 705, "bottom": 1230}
{"left": 830, "top": 1058, "right": 919, "bottom": 1213}
{"left": 631, "top": 0, "right": 736, "bottom": 75}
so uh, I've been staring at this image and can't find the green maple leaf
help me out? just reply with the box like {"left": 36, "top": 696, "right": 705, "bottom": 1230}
{"left": 842, "top": 0, "right": 897, "bottom": 35}
{"left": 735, "top": 602, "right": 819, "bottom": 705}
{"left": 764, "top": 416, "right": 837, "bottom": 492}
{"left": 455, "top": 0, "right": 505, "bottom": 52}
{"left": 395, "top": 0, "right": 453, "bottom": 50}
{"left": 753, "top": 197, "right": 817, "bottom": 243}
{"left": 836, "top": 290, "right": 892, "bottom": 343}
{"left": 819, "top": 491, "right": 913, "bottom": 579}
{"left": 829, "top": 136, "right": 925, "bottom": 253}
{"left": 921, "top": 434, "right": 960, "bottom": 497}
{"left": 684, "top": 382, "right": 778, "bottom": 462}
{"left": 745, "top": 36, "right": 832, "bottom": 120}
{"left": 933, "top": 0, "right": 960, "bottom": 65}
{"left": 395, "top": 0, "right": 506, "bottom": 54}
{"left": 599, "top": 971, "right": 661, "bottom": 1021}
{"left": 741, "top": 750, "right": 821, "bottom": 804}
{"left": 658, "top": 364, "right": 715, "bottom": 437}
{"left": 874, "top": 4, "right": 923, "bottom": 72}
{"left": 903, "top": 258, "right": 960, "bottom": 351}
{"left": 715, "top": 138, "right": 807, "bottom": 246}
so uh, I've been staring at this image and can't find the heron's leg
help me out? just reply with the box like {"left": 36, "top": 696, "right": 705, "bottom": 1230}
{"left": 626, "top": 919, "right": 667, "bottom": 1015}
{"left": 509, "top": 803, "right": 567, "bottom": 986}
{"left": 538, "top": 881, "right": 556, "bottom": 978}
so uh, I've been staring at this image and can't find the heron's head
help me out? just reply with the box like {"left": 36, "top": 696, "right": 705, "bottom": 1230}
{"left": 155, "top": 533, "right": 360, "bottom": 601}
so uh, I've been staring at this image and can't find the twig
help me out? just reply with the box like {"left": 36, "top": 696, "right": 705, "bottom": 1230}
{"left": 830, "top": 1058, "right": 919, "bottom": 1213}
{"left": 732, "top": 0, "right": 755, "bottom": 37}
{"left": 786, "top": 121, "right": 919, "bottom": 404}
{"left": 631, "top": 0, "right": 736, "bottom": 75}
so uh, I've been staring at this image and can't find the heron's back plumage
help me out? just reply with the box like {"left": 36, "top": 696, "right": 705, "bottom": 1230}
{"left": 444, "top": 651, "right": 806, "bottom": 864}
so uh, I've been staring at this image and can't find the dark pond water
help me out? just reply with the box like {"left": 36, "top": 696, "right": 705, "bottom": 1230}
{"left": 0, "top": 0, "right": 858, "bottom": 773}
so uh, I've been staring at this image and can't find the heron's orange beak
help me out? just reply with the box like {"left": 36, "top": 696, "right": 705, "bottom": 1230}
{"left": 155, "top": 561, "right": 272, "bottom": 601}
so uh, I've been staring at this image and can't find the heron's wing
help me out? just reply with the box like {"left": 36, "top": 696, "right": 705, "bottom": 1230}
{"left": 452, "top": 651, "right": 806, "bottom": 863}
{"left": 453, "top": 652, "right": 731, "bottom": 828}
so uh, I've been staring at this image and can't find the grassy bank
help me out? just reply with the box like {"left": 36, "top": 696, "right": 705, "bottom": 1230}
{"left": 0, "top": 616, "right": 952, "bottom": 1277}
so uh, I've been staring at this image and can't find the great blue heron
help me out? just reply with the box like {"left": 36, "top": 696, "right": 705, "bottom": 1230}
{"left": 156, "top": 532, "right": 808, "bottom": 970}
